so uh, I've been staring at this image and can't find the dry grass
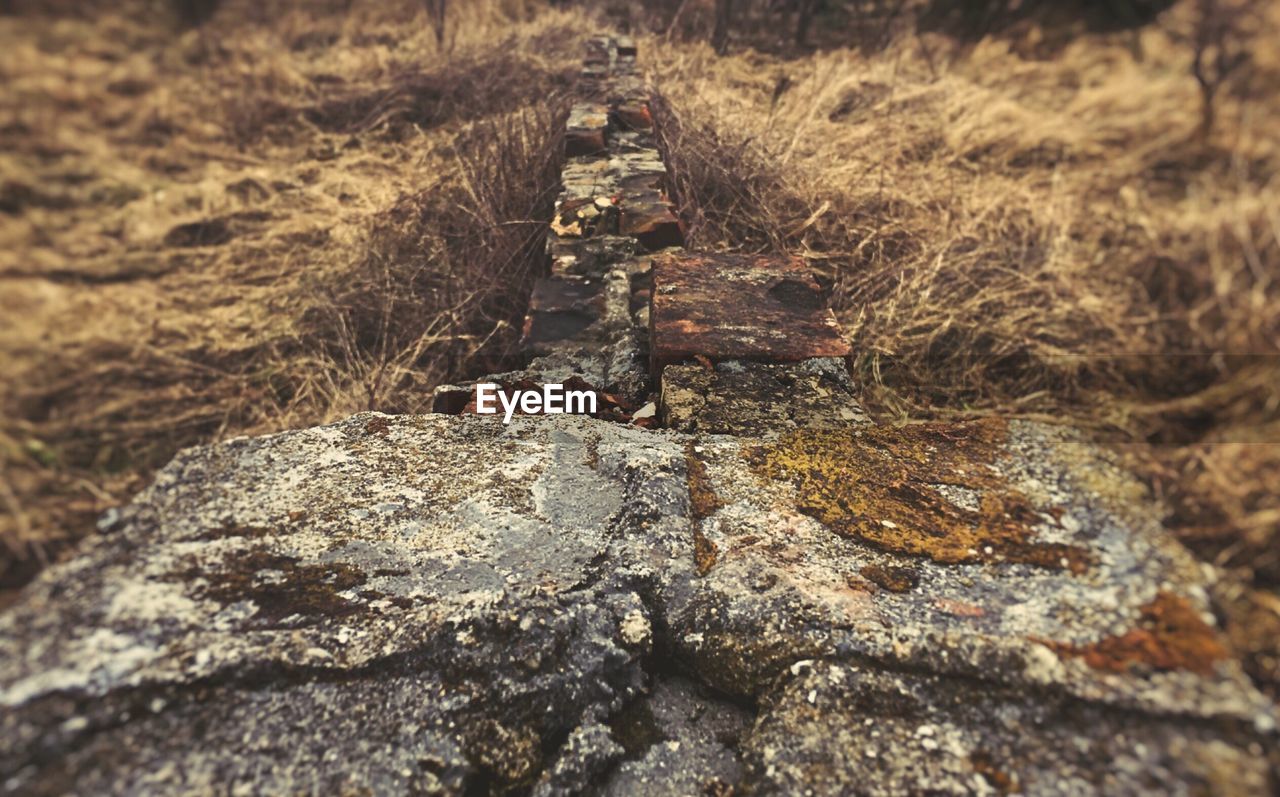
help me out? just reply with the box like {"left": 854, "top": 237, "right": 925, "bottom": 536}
{"left": 647, "top": 1, "right": 1279, "bottom": 693}
{"left": 0, "top": 0, "right": 580, "bottom": 591}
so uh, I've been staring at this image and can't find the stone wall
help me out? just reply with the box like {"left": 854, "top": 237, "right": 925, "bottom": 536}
{"left": 1, "top": 36, "right": 1276, "bottom": 796}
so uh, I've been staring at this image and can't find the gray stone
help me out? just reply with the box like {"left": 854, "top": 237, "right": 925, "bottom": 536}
{"left": 0, "top": 415, "right": 676, "bottom": 796}
{"left": 0, "top": 413, "right": 1274, "bottom": 794}
{"left": 600, "top": 675, "right": 750, "bottom": 796}
{"left": 746, "top": 661, "right": 1273, "bottom": 796}
{"left": 670, "top": 419, "right": 1272, "bottom": 723}
{"left": 548, "top": 235, "right": 641, "bottom": 279}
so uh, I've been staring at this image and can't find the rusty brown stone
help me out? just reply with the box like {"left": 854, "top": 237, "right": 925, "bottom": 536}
{"left": 430, "top": 384, "right": 474, "bottom": 414}
{"left": 612, "top": 101, "right": 652, "bottom": 130}
{"left": 649, "top": 253, "right": 850, "bottom": 374}
{"left": 619, "top": 200, "right": 683, "bottom": 251}
{"left": 1035, "top": 592, "right": 1230, "bottom": 676}
{"left": 565, "top": 128, "right": 606, "bottom": 158}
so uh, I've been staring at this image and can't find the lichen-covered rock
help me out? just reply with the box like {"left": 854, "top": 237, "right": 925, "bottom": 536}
{"left": 599, "top": 675, "right": 751, "bottom": 796}
{"left": 0, "top": 415, "right": 685, "bottom": 795}
{"left": 747, "top": 661, "right": 1273, "bottom": 796}
{"left": 1, "top": 413, "right": 1274, "bottom": 795}
{"left": 670, "top": 419, "right": 1273, "bottom": 723}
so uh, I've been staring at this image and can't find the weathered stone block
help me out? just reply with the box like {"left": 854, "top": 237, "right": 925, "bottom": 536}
{"left": 609, "top": 151, "right": 666, "bottom": 177}
{"left": 0, "top": 416, "right": 665, "bottom": 795}
{"left": 520, "top": 276, "right": 605, "bottom": 355}
{"left": 660, "top": 358, "right": 867, "bottom": 435}
{"left": 607, "top": 129, "right": 658, "bottom": 155}
{"left": 612, "top": 101, "right": 652, "bottom": 131}
{"left": 648, "top": 253, "right": 850, "bottom": 374}
{"left": 746, "top": 662, "right": 1272, "bottom": 796}
{"left": 615, "top": 36, "right": 637, "bottom": 58}
{"left": 619, "top": 199, "right": 683, "bottom": 252}
{"left": 584, "top": 36, "right": 612, "bottom": 62}
{"left": 552, "top": 196, "right": 619, "bottom": 239}
{"left": 565, "top": 103, "right": 608, "bottom": 157}
{"left": 548, "top": 235, "right": 641, "bottom": 278}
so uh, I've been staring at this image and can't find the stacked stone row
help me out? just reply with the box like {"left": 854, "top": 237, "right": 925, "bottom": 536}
{"left": 432, "top": 35, "right": 680, "bottom": 415}
{"left": 433, "top": 36, "right": 859, "bottom": 435}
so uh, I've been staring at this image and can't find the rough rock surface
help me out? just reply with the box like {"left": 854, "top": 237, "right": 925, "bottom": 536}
{"left": 1, "top": 413, "right": 1275, "bottom": 794}
{"left": 660, "top": 358, "right": 868, "bottom": 435}
{"left": 748, "top": 661, "right": 1272, "bottom": 796}
{"left": 648, "top": 253, "right": 850, "bottom": 373}
{"left": 1, "top": 415, "right": 668, "bottom": 795}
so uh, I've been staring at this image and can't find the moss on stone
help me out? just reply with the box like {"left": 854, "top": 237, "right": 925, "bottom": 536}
{"left": 1037, "top": 591, "right": 1229, "bottom": 676}
{"left": 685, "top": 441, "right": 724, "bottom": 521}
{"left": 860, "top": 563, "right": 919, "bottom": 593}
{"left": 745, "top": 419, "right": 1092, "bottom": 573}
{"left": 178, "top": 547, "right": 368, "bottom": 625}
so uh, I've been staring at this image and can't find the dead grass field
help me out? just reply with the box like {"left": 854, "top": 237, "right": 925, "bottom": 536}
{"left": 0, "top": 0, "right": 578, "bottom": 592}
{"left": 1, "top": 0, "right": 1277, "bottom": 695}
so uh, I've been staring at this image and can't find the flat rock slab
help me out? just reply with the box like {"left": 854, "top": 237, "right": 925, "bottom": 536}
{"left": 1, "top": 414, "right": 1274, "bottom": 794}
{"left": 748, "top": 661, "right": 1273, "bottom": 795}
{"left": 618, "top": 198, "right": 683, "bottom": 251}
{"left": 521, "top": 276, "right": 607, "bottom": 355}
{"left": 648, "top": 253, "right": 850, "bottom": 374}
{"left": 0, "top": 415, "right": 678, "bottom": 796}
{"left": 676, "top": 419, "right": 1270, "bottom": 719}
{"left": 660, "top": 358, "right": 868, "bottom": 435}
{"left": 565, "top": 103, "right": 608, "bottom": 157}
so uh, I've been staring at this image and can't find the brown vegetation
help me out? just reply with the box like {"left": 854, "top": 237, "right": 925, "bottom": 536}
{"left": 0, "top": 0, "right": 578, "bottom": 594}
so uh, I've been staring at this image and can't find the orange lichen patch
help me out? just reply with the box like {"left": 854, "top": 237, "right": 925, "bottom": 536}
{"left": 746, "top": 420, "right": 1092, "bottom": 573}
{"left": 685, "top": 441, "right": 724, "bottom": 521}
{"left": 1038, "top": 592, "right": 1229, "bottom": 676}
{"left": 694, "top": 528, "right": 719, "bottom": 576}
{"left": 970, "top": 751, "right": 1017, "bottom": 794}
